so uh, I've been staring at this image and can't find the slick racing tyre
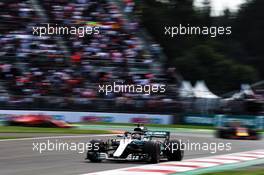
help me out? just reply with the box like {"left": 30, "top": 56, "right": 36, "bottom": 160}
{"left": 165, "top": 140, "right": 184, "bottom": 161}
{"left": 144, "top": 141, "right": 161, "bottom": 163}
{"left": 87, "top": 139, "right": 106, "bottom": 162}
{"left": 215, "top": 130, "right": 224, "bottom": 138}
{"left": 87, "top": 152, "right": 102, "bottom": 162}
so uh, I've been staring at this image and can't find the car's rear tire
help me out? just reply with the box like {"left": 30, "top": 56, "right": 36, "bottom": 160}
{"left": 144, "top": 141, "right": 161, "bottom": 163}
{"left": 87, "top": 152, "right": 102, "bottom": 162}
{"left": 87, "top": 139, "right": 106, "bottom": 162}
{"left": 216, "top": 129, "right": 228, "bottom": 139}
{"left": 215, "top": 130, "right": 221, "bottom": 138}
{"left": 165, "top": 140, "right": 184, "bottom": 161}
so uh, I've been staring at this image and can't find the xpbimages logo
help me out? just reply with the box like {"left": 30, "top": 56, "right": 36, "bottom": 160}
{"left": 98, "top": 82, "right": 166, "bottom": 95}
{"left": 32, "top": 23, "right": 100, "bottom": 37}
{"left": 32, "top": 140, "right": 99, "bottom": 154}
{"left": 164, "top": 24, "right": 232, "bottom": 38}
{"left": 165, "top": 140, "right": 232, "bottom": 154}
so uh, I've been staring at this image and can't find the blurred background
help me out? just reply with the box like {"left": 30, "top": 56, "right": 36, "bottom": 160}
{"left": 0, "top": 2, "right": 264, "bottom": 175}
{"left": 0, "top": 0, "right": 263, "bottom": 116}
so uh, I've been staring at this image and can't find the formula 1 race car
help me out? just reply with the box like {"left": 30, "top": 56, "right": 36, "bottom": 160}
{"left": 86, "top": 125, "right": 184, "bottom": 163}
{"left": 215, "top": 121, "right": 261, "bottom": 140}
{"left": 7, "top": 114, "right": 72, "bottom": 128}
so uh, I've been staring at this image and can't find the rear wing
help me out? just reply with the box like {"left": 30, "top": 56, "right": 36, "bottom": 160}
{"left": 145, "top": 131, "right": 170, "bottom": 139}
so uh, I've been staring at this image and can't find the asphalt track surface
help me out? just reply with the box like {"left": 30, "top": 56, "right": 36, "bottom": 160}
{"left": 0, "top": 131, "right": 263, "bottom": 175}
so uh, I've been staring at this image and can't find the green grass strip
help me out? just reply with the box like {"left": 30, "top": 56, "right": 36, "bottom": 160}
{"left": 76, "top": 123, "right": 264, "bottom": 133}
{"left": 200, "top": 169, "right": 264, "bottom": 175}
{"left": 0, "top": 136, "right": 27, "bottom": 140}
{"left": 79, "top": 122, "right": 215, "bottom": 130}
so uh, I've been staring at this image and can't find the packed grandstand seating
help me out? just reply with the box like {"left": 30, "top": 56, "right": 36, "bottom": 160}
{"left": 0, "top": 0, "right": 262, "bottom": 114}
{"left": 0, "top": 0, "right": 183, "bottom": 113}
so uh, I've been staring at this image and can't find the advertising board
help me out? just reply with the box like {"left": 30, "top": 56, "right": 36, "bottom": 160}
{"left": 0, "top": 110, "right": 172, "bottom": 124}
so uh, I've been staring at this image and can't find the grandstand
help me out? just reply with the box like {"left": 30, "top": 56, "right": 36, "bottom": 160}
{"left": 0, "top": 0, "right": 262, "bottom": 114}
{"left": 0, "top": 0, "right": 182, "bottom": 113}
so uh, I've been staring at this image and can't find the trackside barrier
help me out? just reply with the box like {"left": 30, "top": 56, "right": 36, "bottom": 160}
{"left": 0, "top": 110, "right": 173, "bottom": 125}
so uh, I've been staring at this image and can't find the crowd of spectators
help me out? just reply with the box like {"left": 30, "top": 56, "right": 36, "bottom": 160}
{"left": 0, "top": 0, "right": 183, "bottom": 112}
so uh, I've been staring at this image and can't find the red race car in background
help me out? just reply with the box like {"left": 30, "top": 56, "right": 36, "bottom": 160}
{"left": 215, "top": 121, "right": 261, "bottom": 140}
{"left": 7, "top": 114, "right": 72, "bottom": 128}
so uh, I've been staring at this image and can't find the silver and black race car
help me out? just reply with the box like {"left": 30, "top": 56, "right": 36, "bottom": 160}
{"left": 86, "top": 125, "right": 184, "bottom": 163}
{"left": 215, "top": 121, "right": 261, "bottom": 140}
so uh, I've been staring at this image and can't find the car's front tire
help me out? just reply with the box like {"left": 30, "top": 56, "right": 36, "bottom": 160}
{"left": 165, "top": 140, "right": 184, "bottom": 161}
{"left": 144, "top": 141, "right": 161, "bottom": 163}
